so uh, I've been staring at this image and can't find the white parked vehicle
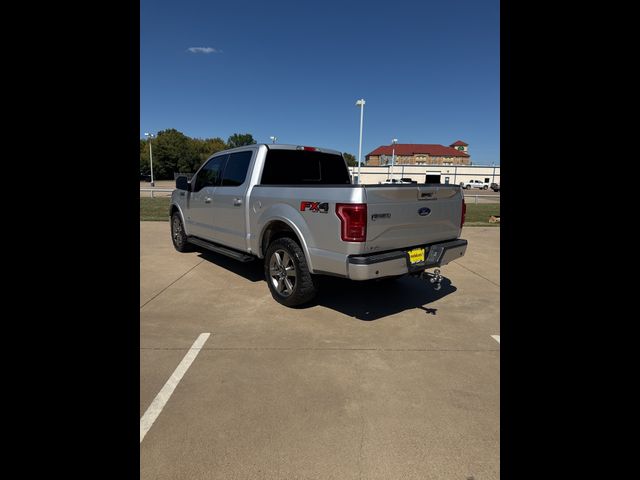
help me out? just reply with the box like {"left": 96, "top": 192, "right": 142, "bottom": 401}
{"left": 460, "top": 180, "right": 489, "bottom": 190}
{"left": 381, "top": 178, "right": 413, "bottom": 184}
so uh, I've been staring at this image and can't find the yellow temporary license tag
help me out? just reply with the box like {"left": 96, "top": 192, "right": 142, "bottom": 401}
{"left": 408, "top": 248, "right": 425, "bottom": 264}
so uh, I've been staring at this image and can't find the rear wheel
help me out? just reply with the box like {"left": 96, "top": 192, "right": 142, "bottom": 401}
{"left": 483, "top": 185, "right": 488, "bottom": 190}
{"left": 264, "top": 237, "right": 318, "bottom": 307}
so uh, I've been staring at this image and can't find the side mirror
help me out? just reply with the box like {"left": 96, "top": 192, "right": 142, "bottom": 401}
{"left": 176, "top": 176, "right": 189, "bottom": 191}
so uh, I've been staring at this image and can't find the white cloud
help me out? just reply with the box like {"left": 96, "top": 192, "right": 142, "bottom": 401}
{"left": 187, "top": 47, "right": 219, "bottom": 54}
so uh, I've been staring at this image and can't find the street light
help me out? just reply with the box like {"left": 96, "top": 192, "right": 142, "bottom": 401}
{"left": 391, "top": 138, "right": 398, "bottom": 180}
{"left": 355, "top": 99, "right": 365, "bottom": 184}
{"left": 270, "top": 136, "right": 277, "bottom": 144}
{"left": 144, "top": 132, "right": 155, "bottom": 187}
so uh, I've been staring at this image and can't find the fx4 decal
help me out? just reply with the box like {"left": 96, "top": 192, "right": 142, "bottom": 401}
{"left": 300, "top": 201, "right": 329, "bottom": 213}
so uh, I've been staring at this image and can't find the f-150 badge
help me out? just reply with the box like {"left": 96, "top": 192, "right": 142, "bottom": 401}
{"left": 300, "top": 201, "right": 329, "bottom": 213}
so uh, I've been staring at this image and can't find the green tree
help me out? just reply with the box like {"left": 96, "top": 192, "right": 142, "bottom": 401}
{"left": 191, "top": 137, "right": 227, "bottom": 168}
{"left": 227, "top": 133, "right": 256, "bottom": 148}
{"left": 343, "top": 152, "right": 358, "bottom": 167}
{"left": 152, "top": 129, "right": 199, "bottom": 179}
{"left": 140, "top": 139, "right": 151, "bottom": 175}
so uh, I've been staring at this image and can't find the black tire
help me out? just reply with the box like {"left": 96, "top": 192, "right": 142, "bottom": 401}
{"left": 264, "top": 237, "right": 318, "bottom": 307}
{"left": 170, "top": 211, "right": 193, "bottom": 252}
{"left": 483, "top": 185, "right": 488, "bottom": 190}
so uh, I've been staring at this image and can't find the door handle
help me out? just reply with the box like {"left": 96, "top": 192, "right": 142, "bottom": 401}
{"left": 205, "top": 197, "right": 212, "bottom": 203}
{"left": 233, "top": 198, "right": 243, "bottom": 206}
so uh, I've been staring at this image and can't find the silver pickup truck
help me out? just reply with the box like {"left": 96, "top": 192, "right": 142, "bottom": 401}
{"left": 169, "top": 144, "right": 467, "bottom": 306}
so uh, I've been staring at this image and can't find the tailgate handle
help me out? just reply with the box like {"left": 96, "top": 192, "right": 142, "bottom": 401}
{"left": 419, "top": 191, "right": 435, "bottom": 200}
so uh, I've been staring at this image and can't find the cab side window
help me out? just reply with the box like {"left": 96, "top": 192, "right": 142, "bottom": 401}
{"left": 221, "top": 151, "right": 253, "bottom": 187}
{"left": 192, "top": 155, "right": 228, "bottom": 192}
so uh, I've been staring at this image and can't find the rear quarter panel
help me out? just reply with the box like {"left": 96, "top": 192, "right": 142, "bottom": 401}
{"left": 249, "top": 186, "right": 366, "bottom": 275}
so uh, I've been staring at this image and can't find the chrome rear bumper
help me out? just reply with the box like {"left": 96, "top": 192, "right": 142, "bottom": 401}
{"left": 347, "top": 239, "right": 467, "bottom": 281}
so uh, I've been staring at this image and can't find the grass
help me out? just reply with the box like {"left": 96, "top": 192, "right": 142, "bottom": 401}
{"left": 140, "top": 197, "right": 171, "bottom": 221}
{"left": 140, "top": 197, "right": 500, "bottom": 226}
{"left": 464, "top": 203, "right": 501, "bottom": 226}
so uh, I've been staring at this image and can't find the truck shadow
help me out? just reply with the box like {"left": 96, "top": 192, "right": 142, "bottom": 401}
{"left": 195, "top": 250, "right": 456, "bottom": 321}
{"left": 312, "top": 275, "right": 457, "bottom": 321}
{"left": 196, "top": 251, "right": 264, "bottom": 282}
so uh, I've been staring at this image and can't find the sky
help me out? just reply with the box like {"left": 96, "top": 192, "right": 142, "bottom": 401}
{"left": 141, "top": 0, "right": 500, "bottom": 165}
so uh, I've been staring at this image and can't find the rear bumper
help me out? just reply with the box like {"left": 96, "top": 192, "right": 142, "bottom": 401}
{"left": 346, "top": 239, "right": 468, "bottom": 281}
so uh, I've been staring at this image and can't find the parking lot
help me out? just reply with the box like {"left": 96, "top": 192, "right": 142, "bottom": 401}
{"left": 140, "top": 223, "right": 500, "bottom": 479}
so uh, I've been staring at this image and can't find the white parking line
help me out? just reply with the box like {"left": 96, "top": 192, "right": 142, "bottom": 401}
{"left": 140, "top": 333, "right": 211, "bottom": 443}
{"left": 491, "top": 335, "right": 500, "bottom": 344}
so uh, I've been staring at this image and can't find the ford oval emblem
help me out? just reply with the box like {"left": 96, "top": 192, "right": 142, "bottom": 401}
{"left": 418, "top": 207, "right": 431, "bottom": 216}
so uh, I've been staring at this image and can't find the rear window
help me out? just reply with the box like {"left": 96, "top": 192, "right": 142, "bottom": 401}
{"left": 260, "top": 149, "right": 351, "bottom": 185}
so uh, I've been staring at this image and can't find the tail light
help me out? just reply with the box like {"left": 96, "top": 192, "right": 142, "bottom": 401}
{"left": 336, "top": 203, "right": 367, "bottom": 242}
{"left": 461, "top": 201, "right": 467, "bottom": 228}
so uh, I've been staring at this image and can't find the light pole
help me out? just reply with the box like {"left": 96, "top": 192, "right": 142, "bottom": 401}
{"left": 355, "top": 99, "right": 365, "bottom": 184}
{"left": 391, "top": 138, "right": 398, "bottom": 180}
{"left": 144, "top": 132, "right": 155, "bottom": 186}
{"left": 270, "top": 136, "right": 277, "bottom": 144}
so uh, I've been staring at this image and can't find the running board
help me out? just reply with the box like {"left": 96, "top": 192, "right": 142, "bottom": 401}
{"left": 187, "top": 237, "right": 255, "bottom": 262}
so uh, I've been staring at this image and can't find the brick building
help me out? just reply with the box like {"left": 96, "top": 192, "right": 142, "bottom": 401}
{"left": 365, "top": 140, "right": 471, "bottom": 166}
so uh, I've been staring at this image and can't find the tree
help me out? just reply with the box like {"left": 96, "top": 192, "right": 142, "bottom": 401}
{"left": 191, "top": 137, "right": 227, "bottom": 167}
{"left": 343, "top": 152, "right": 358, "bottom": 167}
{"left": 152, "top": 129, "right": 199, "bottom": 179}
{"left": 138, "top": 130, "right": 258, "bottom": 178}
{"left": 227, "top": 133, "right": 256, "bottom": 148}
{"left": 140, "top": 139, "right": 151, "bottom": 175}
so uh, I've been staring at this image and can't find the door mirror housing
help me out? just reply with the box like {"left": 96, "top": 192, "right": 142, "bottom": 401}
{"left": 176, "top": 176, "right": 190, "bottom": 191}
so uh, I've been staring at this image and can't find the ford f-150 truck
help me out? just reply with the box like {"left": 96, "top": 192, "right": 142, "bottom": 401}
{"left": 169, "top": 144, "right": 468, "bottom": 306}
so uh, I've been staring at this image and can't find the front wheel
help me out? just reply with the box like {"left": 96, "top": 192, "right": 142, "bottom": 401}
{"left": 264, "top": 237, "right": 318, "bottom": 307}
{"left": 171, "top": 212, "right": 193, "bottom": 252}
{"left": 483, "top": 185, "right": 488, "bottom": 190}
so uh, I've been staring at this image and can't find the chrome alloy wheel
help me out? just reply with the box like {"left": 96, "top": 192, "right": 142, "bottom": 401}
{"left": 268, "top": 249, "right": 297, "bottom": 297}
{"left": 172, "top": 215, "right": 184, "bottom": 247}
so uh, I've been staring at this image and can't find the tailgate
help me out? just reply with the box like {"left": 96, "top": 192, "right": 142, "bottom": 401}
{"left": 363, "top": 185, "right": 463, "bottom": 252}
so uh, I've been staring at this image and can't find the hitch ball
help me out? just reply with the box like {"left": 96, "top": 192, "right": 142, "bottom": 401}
{"left": 423, "top": 268, "right": 443, "bottom": 290}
